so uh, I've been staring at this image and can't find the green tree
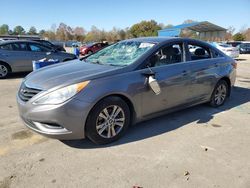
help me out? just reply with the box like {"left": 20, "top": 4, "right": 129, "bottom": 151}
{"left": 13, "top": 25, "right": 25, "bottom": 35}
{"left": 129, "top": 20, "right": 161, "bottom": 37}
{"left": 43, "top": 31, "right": 56, "bottom": 40}
{"left": 233, "top": 33, "right": 245, "bottom": 41}
{"left": 39, "top": 29, "right": 46, "bottom": 36}
{"left": 0, "top": 24, "right": 9, "bottom": 35}
{"left": 28, "top": 26, "right": 37, "bottom": 35}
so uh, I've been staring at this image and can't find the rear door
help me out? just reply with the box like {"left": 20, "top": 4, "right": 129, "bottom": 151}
{"left": 0, "top": 42, "right": 31, "bottom": 72}
{"left": 141, "top": 42, "right": 192, "bottom": 117}
{"left": 185, "top": 42, "right": 221, "bottom": 102}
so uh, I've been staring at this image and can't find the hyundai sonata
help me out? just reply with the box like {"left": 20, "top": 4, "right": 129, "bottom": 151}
{"left": 17, "top": 37, "right": 236, "bottom": 144}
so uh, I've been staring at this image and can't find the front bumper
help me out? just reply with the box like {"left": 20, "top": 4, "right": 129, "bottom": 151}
{"left": 17, "top": 95, "right": 92, "bottom": 140}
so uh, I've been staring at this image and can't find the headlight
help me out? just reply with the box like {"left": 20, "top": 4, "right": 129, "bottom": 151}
{"left": 33, "top": 81, "right": 90, "bottom": 105}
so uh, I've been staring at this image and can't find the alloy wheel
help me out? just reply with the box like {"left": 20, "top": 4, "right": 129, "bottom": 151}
{"left": 96, "top": 105, "right": 125, "bottom": 138}
{"left": 0, "top": 65, "right": 8, "bottom": 78}
{"left": 214, "top": 84, "right": 227, "bottom": 105}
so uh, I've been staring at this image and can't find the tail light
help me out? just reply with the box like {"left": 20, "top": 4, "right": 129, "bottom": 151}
{"left": 232, "top": 61, "right": 237, "bottom": 69}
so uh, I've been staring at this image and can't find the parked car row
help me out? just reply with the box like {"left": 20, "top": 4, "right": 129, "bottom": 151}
{"left": 0, "top": 40, "right": 77, "bottom": 78}
{"left": 80, "top": 42, "right": 109, "bottom": 56}
{"left": 238, "top": 43, "right": 250, "bottom": 54}
{"left": 211, "top": 42, "right": 239, "bottom": 58}
{"left": 226, "top": 41, "right": 250, "bottom": 54}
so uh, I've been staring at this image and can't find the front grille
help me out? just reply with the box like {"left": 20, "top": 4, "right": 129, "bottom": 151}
{"left": 19, "top": 83, "right": 42, "bottom": 102}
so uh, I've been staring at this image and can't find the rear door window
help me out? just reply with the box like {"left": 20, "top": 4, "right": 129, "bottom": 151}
{"left": 11, "top": 43, "right": 29, "bottom": 51}
{"left": 147, "top": 43, "right": 184, "bottom": 67}
{"left": 0, "top": 44, "right": 12, "bottom": 50}
{"left": 188, "top": 44, "right": 212, "bottom": 61}
{"left": 212, "top": 50, "right": 223, "bottom": 58}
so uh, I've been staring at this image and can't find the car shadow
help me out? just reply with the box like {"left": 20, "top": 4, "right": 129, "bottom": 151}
{"left": 61, "top": 86, "right": 250, "bottom": 149}
{"left": 7, "top": 72, "right": 29, "bottom": 79}
{"left": 236, "top": 58, "right": 247, "bottom": 61}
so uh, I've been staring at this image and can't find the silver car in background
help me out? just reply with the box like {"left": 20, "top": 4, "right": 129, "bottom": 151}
{"left": 0, "top": 40, "right": 77, "bottom": 78}
{"left": 17, "top": 37, "right": 236, "bottom": 144}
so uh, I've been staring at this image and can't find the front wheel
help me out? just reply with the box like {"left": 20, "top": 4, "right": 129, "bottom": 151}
{"left": 86, "top": 96, "right": 130, "bottom": 144}
{"left": 209, "top": 80, "right": 229, "bottom": 107}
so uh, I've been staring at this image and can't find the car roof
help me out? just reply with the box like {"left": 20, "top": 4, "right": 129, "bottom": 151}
{"left": 122, "top": 37, "right": 211, "bottom": 46}
{"left": 123, "top": 37, "right": 177, "bottom": 44}
{"left": 0, "top": 40, "right": 52, "bottom": 48}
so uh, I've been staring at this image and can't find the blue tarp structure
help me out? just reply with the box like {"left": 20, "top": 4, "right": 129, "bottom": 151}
{"left": 158, "top": 21, "right": 226, "bottom": 40}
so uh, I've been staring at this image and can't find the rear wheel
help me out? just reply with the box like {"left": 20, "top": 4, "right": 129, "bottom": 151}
{"left": 0, "top": 63, "right": 10, "bottom": 79}
{"left": 210, "top": 80, "right": 229, "bottom": 107}
{"left": 86, "top": 96, "right": 130, "bottom": 144}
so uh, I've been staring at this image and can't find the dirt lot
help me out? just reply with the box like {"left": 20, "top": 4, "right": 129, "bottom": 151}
{"left": 0, "top": 55, "right": 250, "bottom": 188}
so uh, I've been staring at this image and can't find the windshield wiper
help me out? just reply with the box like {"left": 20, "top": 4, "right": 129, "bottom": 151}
{"left": 107, "top": 63, "right": 126, "bottom": 67}
{"left": 91, "top": 60, "right": 103, "bottom": 65}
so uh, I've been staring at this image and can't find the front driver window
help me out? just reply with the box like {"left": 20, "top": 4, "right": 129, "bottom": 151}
{"left": 148, "top": 43, "right": 183, "bottom": 67}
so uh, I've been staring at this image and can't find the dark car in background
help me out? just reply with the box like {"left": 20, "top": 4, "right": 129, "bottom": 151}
{"left": 226, "top": 41, "right": 242, "bottom": 47}
{"left": 32, "top": 39, "right": 66, "bottom": 52}
{"left": 17, "top": 37, "right": 236, "bottom": 144}
{"left": 239, "top": 43, "right": 250, "bottom": 54}
{"left": 0, "top": 40, "right": 76, "bottom": 78}
{"left": 80, "top": 42, "right": 108, "bottom": 55}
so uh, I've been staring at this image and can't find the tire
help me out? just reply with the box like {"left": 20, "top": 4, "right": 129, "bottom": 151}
{"left": 0, "top": 63, "right": 10, "bottom": 79}
{"left": 86, "top": 96, "right": 130, "bottom": 145}
{"left": 209, "top": 80, "right": 229, "bottom": 107}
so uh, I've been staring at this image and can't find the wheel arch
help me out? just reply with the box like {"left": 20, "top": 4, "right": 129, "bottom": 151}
{"left": 219, "top": 76, "right": 231, "bottom": 97}
{"left": 84, "top": 93, "right": 136, "bottom": 133}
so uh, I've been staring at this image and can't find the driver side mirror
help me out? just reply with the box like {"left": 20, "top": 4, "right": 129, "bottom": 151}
{"left": 148, "top": 75, "right": 161, "bottom": 95}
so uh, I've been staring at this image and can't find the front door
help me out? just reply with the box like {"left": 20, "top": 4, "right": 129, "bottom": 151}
{"left": 141, "top": 42, "right": 192, "bottom": 117}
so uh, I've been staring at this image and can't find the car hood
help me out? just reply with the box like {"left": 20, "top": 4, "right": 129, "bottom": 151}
{"left": 24, "top": 59, "right": 121, "bottom": 90}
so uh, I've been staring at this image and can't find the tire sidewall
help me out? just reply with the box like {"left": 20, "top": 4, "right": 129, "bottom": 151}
{"left": 86, "top": 97, "right": 130, "bottom": 144}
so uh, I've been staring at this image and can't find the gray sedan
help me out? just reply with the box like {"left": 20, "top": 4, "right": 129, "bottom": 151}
{"left": 0, "top": 40, "right": 77, "bottom": 78}
{"left": 17, "top": 37, "right": 236, "bottom": 144}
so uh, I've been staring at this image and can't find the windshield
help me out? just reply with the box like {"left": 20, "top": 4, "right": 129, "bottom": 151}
{"left": 85, "top": 41, "right": 155, "bottom": 66}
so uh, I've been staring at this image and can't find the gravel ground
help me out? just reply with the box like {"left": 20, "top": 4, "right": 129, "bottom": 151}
{"left": 0, "top": 55, "right": 250, "bottom": 188}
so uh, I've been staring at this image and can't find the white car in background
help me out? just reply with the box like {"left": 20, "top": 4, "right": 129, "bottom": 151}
{"left": 211, "top": 43, "right": 239, "bottom": 58}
